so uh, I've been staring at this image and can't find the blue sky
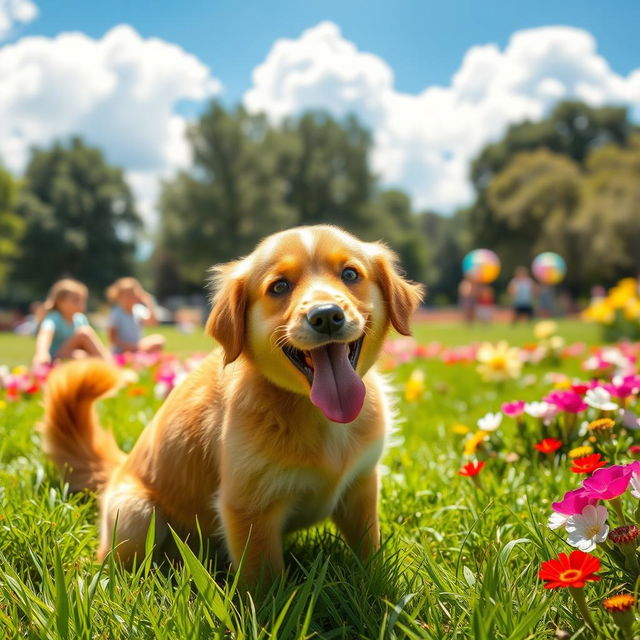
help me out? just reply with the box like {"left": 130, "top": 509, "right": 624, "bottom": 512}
{"left": 1, "top": 0, "right": 639, "bottom": 222}
{"left": 25, "top": 0, "right": 640, "bottom": 103}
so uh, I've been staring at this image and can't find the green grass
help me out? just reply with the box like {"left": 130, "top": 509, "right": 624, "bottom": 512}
{"left": 0, "top": 319, "right": 599, "bottom": 369}
{"left": 0, "top": 320, "right": 628, "bottom": 639}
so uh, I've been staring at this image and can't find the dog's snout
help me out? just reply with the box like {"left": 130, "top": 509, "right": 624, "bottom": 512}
{"left": 306, "top": 304, "right": 345, "bottom": 335}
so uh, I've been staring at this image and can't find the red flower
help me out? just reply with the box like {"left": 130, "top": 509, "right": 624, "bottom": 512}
{"left": 629, "top": 445, "right": 640, "bottom": 460}
{"left": 539, "top": 550, "right": 601, "bottom": 589}
{"left": 571, "top": 453, "right": 607, "bottom": 474}
{"left": 458, "top": 461, "right": 485, "bottom": 477}
{"left": 534, "top": 438, "right": 563, "bottom": 454}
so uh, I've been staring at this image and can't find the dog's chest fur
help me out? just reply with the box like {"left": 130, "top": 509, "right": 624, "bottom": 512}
{"left": 280, "top": 434, "right": 384, "bottom": 531}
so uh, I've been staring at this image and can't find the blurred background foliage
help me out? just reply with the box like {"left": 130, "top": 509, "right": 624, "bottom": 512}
{"left": 1, "top": 99, "right": 639, "bottom": 304}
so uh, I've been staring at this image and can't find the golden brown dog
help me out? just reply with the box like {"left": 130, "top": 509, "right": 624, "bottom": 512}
{"left": 41, "top": 225, "right": 423, "bottom": 582}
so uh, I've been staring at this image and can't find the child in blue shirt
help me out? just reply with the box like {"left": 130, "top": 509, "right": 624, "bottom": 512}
{"left": 106, "top": 278, "right": 165, "bottom": 354}
{"left": 33, "top": 279, "right": 111, "bottom": 365}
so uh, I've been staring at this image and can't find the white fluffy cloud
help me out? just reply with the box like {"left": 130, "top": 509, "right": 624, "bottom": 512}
{"left": 245, "top": 22, "right": 640, "bottom": 212}
{"left": 0, "top": 0, "right": 37, "bottom": 40}
{"left": 0, "top": 24, "right": 220, "bottom": 224}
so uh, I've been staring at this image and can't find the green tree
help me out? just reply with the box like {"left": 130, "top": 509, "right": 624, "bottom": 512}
{"left": 13, "top": 137, "right": 140, "bottom": 297}
{"left": 485, "top": 149, "right": 582, "bottom": 286}
{"left": 467, "top": 101, "right": 639, "bottom": 293}
{"left": 277, "top": 112, "right": 375, "bottom": 235}
{"left": 0, "top": 166, "right": 23, "bottom": 289}
{"left": 159, "top": 103, "right": 296, "bottom": 287}
{"left": 573, "top": 134, "right": 640, "bottom": 280}
{"left": 159, "top": 103, "right": 430, "bottom": 289}
{"left": 471, "top": 101, "right": 631, "bottom": 190}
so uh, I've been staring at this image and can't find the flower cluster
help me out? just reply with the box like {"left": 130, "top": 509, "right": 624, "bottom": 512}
{"left": 584, "top": 278, "right": 640, "bottom": 340}
{"left": 384, "top": 331, "right": 588, "bottom": 377}
{"left": 542, "top": 461, "right": 640, "bottom": 635}
{"left": 0, "top": 351, "right": 208, "bottom": 402}
{"left": 0, "top": 364, "right": 50, "bottom": 400}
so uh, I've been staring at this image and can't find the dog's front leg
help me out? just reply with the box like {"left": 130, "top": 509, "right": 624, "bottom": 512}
{"left": 332, "top": 470, "right": 380, "bottom": 561}
{"left": 220, "top": 500, "right": 286, "bottom": 583}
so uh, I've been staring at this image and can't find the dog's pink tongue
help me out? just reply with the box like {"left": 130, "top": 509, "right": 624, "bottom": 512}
{"left": 309, "top": 343, "right": 366, "bottom": 423}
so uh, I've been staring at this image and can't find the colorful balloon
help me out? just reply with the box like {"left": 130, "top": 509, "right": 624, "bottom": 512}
{"left": 462, "top": 249, "right": 501, "bottom": 284}
{"left": 532, "top": 252, "right": 566, "bottom": 285}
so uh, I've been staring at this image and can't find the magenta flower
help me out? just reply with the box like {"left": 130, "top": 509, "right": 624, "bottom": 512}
{"left": 582, "top": 462, "right": 640, "bottom": 500}
{"left": 552, "top": 488, "right": 599, "bottom": 516}
{"left": 544, "top": 389, "right": 588, "bottom": 414}
{"left": 605, "top": 375, "right": 640, "bottom": 399}
{"left": 502, "top": 401, "right": 526, "bottom": 417}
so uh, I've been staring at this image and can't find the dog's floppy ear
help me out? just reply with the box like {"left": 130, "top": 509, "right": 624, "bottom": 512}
{"left": 205, "top": 261, "right": 248, "bottom": 365}
{"left": 372, "top": 244, "right": 425, "bottom": 336}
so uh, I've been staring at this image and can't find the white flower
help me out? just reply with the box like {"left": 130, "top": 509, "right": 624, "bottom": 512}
{"left": 585, "top": 387, "right": 619, "bottom": 411}
{"left": 477, "top": 412, "right": 502, "bottom": 432}
{"left": 154, "top": 381, "right": 170, "bottom": 399}
{"left": 524, "top": 401, "right": 558, "bottom": 424}
{"left": 120, "top": 368, "right": 140, "bottom": 385}
{"left": 630, "top": 473, "right": 640, "bottom": 499}
{"left": 548, "top": 511, "right": 570, "bottom": 531}
{"left": 565, "top": 504, "right": 609, "bottom": 552}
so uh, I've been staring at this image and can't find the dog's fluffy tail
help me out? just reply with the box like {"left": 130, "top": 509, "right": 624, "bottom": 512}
{"left": 41, "top": 359, "right": 125, "bottom": 493}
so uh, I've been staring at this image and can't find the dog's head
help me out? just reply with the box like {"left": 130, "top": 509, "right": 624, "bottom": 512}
{"left": 206, "top": 226, "right": 424, "bottom": 423}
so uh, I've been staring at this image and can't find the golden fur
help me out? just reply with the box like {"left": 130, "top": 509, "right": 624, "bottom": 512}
{"left": 41, "top": 225, "right": 423, "bottom": 582}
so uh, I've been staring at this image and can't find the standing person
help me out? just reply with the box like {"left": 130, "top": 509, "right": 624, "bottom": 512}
{"left": 106, "top": 277, "right": 165, "bottom": 354}
{"left": 476, "top": 284, "right": 495, "bottom": 324}
{"left": 508, "top": 266, "right": 537, "bottom": 323}
{"left": 458, "top": 276, "right": 479, "bottom": 324}
{"left": 33, "top": 279, "right": 111, "bottom": 365}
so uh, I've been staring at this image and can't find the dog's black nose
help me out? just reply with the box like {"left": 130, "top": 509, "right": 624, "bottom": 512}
{"left": 306, "top": 304, "right": 345, "bottom": 335}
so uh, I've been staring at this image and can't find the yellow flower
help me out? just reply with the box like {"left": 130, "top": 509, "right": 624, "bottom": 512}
{"left": 451, "top": 423, "right": 470, "bottom": 435}
{"left": 404, "top": 369, "right": 425, "bottom": 402}
{"left": 0, "top": 400, "right": 6, "bottom": 410}
{"left": 568, "top": 445, "right": 594, "bottom": 459}
{"left": 534, "top": 320, "right": 557, "bottom": 340}
{"left": 609, "top": 278, "right": 637, "bottom": 309}
{"left": 463, "top": 430, "right": 488, "bottom": 456}
{"left": 583, "top": 300, "right": 615, "bottom": 325}
{"left": 11, "top": 365, "right": 27, "bottom": 375}
{"left": 549, "top": 335, "right": 565, "bottom": 350}
{"left": 588, "top": 418, "right": 615, "bottom": 432}
{"left": 624, "top": 298, "right": 640, "bottom": 321}
{"left": 476, "top": 341, "right": 523, "bottom": 382}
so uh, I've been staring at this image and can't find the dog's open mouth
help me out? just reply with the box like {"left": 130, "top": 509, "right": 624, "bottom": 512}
{"left": 282, "top": 336, "right": 363, "bottom": 384}
{"left": 282, "top": 337, "right": 366, "bottom": 424}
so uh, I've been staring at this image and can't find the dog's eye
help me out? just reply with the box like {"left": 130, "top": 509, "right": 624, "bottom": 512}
{"left": 341, "top": 267, "right": 359, "bottom": 283}
{"left": 269, "top": 279, "right": 291, "bottom": 295}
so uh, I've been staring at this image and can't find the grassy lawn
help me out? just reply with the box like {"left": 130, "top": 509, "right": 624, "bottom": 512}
{"left": 0, "top": 319, "right": 632, "bottom": 638}
{"left": 0, "top": 318, "right": 599, "bottom": 368}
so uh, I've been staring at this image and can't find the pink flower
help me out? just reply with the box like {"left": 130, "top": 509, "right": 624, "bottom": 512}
{"left": 502, "top": 401, "right": 526, "bottom": 417}
{"left": 582, "top": 462, "right": 640, "bottom": 500}
{"left": 606, "top": 375, "right": 640, "bottom": 399}
{"left": 562, "top": 342, "right": 586, "bottom": 358}
{"left": 544, "top": 389, "right": 588, "bottom": 414}
{"left": 552, "top": 488, "right": 599, "bottom": 517}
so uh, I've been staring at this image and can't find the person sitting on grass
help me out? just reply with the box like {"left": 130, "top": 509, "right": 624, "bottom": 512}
{"left": 106, "top": 277, "right": 165, "bottom": 355}
{"left": 33, "top": 278, "right": 111, "bottom": 366}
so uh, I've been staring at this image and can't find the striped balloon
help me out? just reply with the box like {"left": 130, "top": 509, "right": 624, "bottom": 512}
{"left": 532, "top": 252, "right": 566, "bottom": 285}
{"left": 462, "top": 249, "right": 501, "bottom": 284}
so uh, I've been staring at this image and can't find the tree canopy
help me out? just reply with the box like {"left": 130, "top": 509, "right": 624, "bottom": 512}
{"left": 463, "top": 101, "right": 640, "bottom": 293}
{"left": 12, "top": 138, "right": 141, "bottom": 298}
{"left": 0, "top": 167, "right": 23, "bottom": 290}
{"left": 158, "top": 103, "right": 428, "bottom": 292}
